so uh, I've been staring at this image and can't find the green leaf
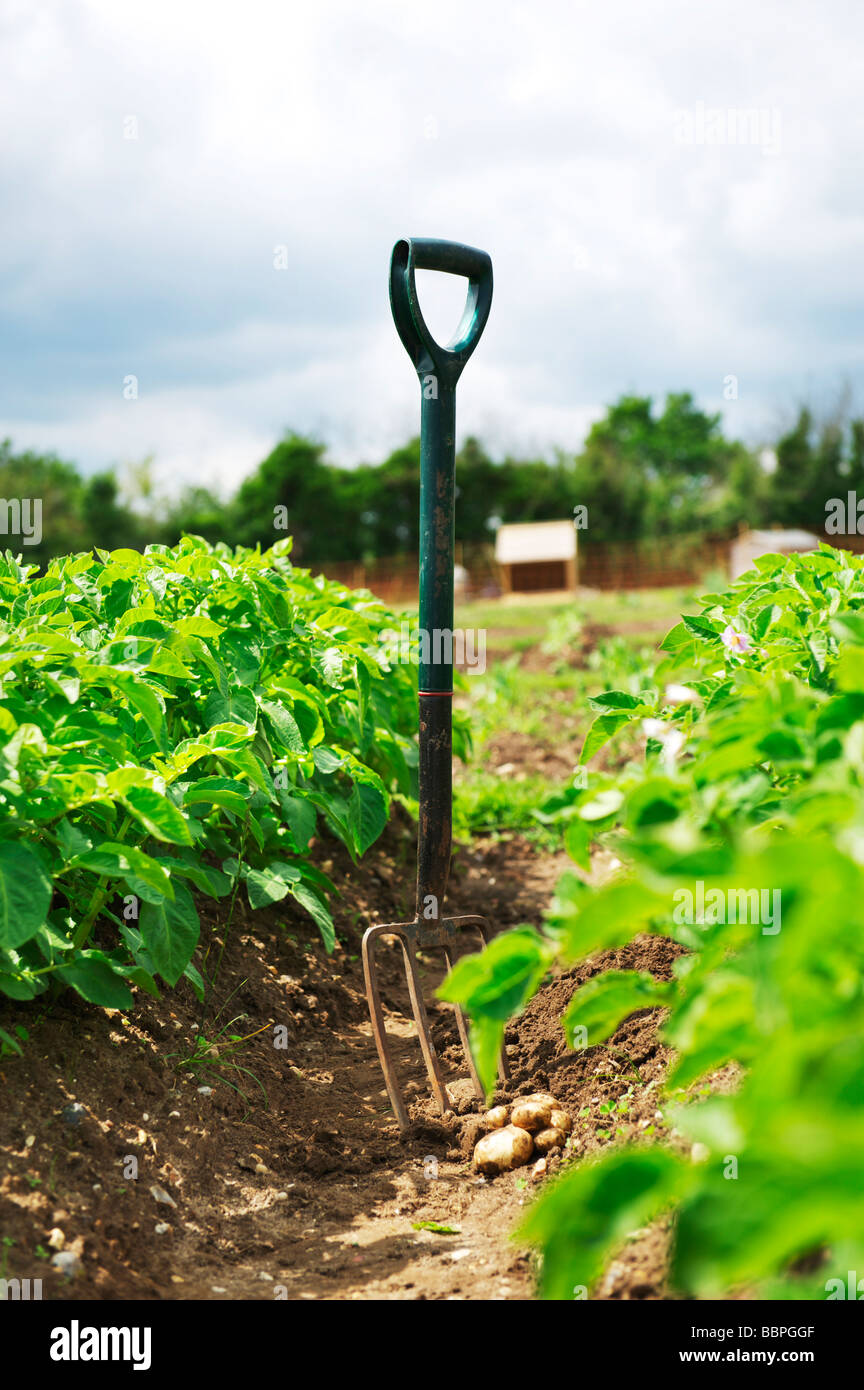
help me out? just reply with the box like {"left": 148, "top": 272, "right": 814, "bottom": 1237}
{"left": 203, "top": 687, "right": 257, "bottom": 729}
{"left": 182, "top": 777, "right": 250, "bottom": 817}
{"left": 682, "top": 614, "right": 724, "bottom": 642}
{"left": 72, "top": 843, "right": 174, "bottom": 900}
{"left": 313, "top": 746, "right": 344, "bottom": 774}
{"left": 139, "top": 882, "right": 200, "bottom": 986}
{"left": 580, "top": 713, "right": 632, "bottom": 764}
{"left": 835, "top": 645, "right": 864, "bottom": 693}
{"left": 121, "top": 786, "right": 193, "bottom": 845}
{"left": 259, "top": 699, "right": 307, "bottom": 754}
{"left": 349, "top": 777, "right": 388, "bottom": 855}
{"left": 660, "top": 621, "right": 696, "bottom": 653}
{"left": 564, "top": 818, "right": 592, "bottom": 871}
{"left": 563, "top": 970, "right": 673, "bottom": 1047}
{"left": 578, "top": 789, "right": 624, "bottom": 822}
{"left": 0, "top": 843, "right": 52, "bottom": 949}
{"left": 153, "top": 857, "right": 232, "bottom": 898}
{"left": 439, "top": 927, "right": 552, "bottom": 1095}
{"left": 588, "top": 690, "right": 649, "bottom": 712}
{"left": 517, "top": 1147, "right": 690, "bottom": 1299}
{"left": 246, "top": 860, "right": 302, "bottom": 910}
{"left": 289, "top": 881, "right": 335, "bottom": 953}
{"left": 550, "top": 878, "right": 667, "bottom": 961}
{"left": 277, "top": 791, "right": 317, "bottom": 851}
{"left": 57, "top": 952, "right": 134, "bottom": 1009}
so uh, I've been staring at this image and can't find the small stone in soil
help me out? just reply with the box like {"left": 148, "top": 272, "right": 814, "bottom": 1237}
{"left": 149, "top": 1184, "right": 177, "bottom": 1209}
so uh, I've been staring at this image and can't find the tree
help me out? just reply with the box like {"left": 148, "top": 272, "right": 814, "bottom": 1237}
{"left": 0, "top": 440, "right": 88, "bottom": 569}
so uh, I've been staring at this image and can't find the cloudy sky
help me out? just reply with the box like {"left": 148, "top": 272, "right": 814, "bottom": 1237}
{"left": 2, "top": 0, "right": 863, "bottom": 496}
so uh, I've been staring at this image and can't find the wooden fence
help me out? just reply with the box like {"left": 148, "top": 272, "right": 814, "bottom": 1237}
{"left": 309, "top": 531, "right": 864, "bottom": 602}
{"left": 312, "top": 536, "right": 726, "bottom": 600}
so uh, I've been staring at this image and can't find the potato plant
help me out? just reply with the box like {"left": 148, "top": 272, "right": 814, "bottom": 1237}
{"left": 0, "top": 536, "right": 421, "bottom": 1021}
{"left": 442, "top": 544, "right": 864, "bottom": 1298}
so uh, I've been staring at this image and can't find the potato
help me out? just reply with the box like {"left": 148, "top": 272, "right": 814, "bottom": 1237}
{"left": 484, "top": 1105, "right": 509, "bottom": 1130}
{"left": 533, "top": 1126, "right": 566, "bottom": 1154}
{"left": 473, "top": 1124, "right": 534, "bottom": 1175}
{"left": 522, "top": 1092, "right": 558, "bottom": 1109}
{"left": 550, "top": 1108, "right": 572, "bottom": 1134}
{"left": 511, "top": 1098, "right": 554, "bottom": 1133}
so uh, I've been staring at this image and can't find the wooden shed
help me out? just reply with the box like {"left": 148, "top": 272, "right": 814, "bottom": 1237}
{"left": 729, "top": 527, "right": 820, "bottom": 580}
{"left": 494, "top": 519, "right": 578, "bottom": 594}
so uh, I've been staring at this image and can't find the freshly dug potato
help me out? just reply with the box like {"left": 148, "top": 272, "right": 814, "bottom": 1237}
{"left": 550, "top": 1108, "right": 572, "bottom": 1134}
{"left": 484, "top": 1105, "right": 509, "bottom": 1130}
{"left": 533, "top": 1126, "right": 566, "bottom": 1154}
{"left": 511, "top": 1098, "right": 554, "bottom": 1133}
{"left": 522, "top": 1092, "right": 558, "bottom": 1109}
{"left": 473, "top": 1124, "right": 534, "bottom": 1175}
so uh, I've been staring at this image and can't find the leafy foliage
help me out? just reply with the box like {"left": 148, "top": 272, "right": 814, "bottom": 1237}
{"left": 0, "top": 536, "right": 419, "bottom": 1008}
{"left": 443, "top": 544, "right": 864, "bottom": 1298}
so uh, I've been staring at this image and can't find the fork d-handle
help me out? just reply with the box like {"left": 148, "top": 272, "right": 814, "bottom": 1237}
{"left": 389, "top": 238, "right": 493, "bottom": 924}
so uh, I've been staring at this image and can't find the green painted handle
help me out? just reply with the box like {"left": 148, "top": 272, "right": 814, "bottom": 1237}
{"left": 389, "top": 237, "right": 493, "bottom": 385}
{"left": 389, "top": 236, "right": 494, "bottom": 921}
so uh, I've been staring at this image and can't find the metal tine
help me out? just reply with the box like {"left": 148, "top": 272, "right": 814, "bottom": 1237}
{"left": 361, "top": 923, "right": 410, "bottom": 1130}
{"left": 442, "top": 945, "right": 485, "bottom": 1099}
{"left": 362, "top": 916, "right": 507, "bottom": 1130}
{"left": 398, "top": 937, "right": 450, "bottom": 1114}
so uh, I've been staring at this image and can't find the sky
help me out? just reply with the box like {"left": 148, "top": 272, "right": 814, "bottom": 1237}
{"left": 2, "top": 0, "right": 863, "bottom": 498}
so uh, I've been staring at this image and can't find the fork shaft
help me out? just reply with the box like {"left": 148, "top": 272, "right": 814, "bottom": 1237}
{"left": 416, "top": 380, "right": 455, "bottom": 923}
{"left": 416, "top": 693, "right": 452, "bottom": 922}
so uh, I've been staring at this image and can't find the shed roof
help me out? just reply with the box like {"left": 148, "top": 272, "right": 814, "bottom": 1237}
{"left": 495, "top": 520, "right": 577, "bottom": 564}
{"left": 744, "top": 528, "right": 821, "bottom": 550}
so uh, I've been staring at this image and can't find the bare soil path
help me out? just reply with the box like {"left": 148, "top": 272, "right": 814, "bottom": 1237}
{"left": 1, "top": 816, "right": 677, "bottom": 1301}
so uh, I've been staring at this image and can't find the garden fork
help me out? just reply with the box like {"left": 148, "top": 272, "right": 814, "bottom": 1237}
{"left": 362, "top": 237, "right": 507, "bottom": 1130}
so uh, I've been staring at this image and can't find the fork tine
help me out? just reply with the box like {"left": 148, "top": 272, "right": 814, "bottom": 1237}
{"left": 442, "top": 945, "right": 485, "bottom": 1100}
{"left": 361, "top": 924, "right": 410, "bottom": 1130}
{"left": 363, "top": 915, "right": 507, "bottom": 1130}
{"left": 399, "top": 939, "right": 450, "bottom": 1115}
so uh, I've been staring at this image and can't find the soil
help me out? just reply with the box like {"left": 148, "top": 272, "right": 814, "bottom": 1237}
{"left": 0, "top": 806, "right": 682, "bottom": 1302}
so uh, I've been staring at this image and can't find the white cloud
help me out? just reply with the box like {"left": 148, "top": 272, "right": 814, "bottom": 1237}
{"left": 1, "top": 0, "right": 863, "bottom": 487}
